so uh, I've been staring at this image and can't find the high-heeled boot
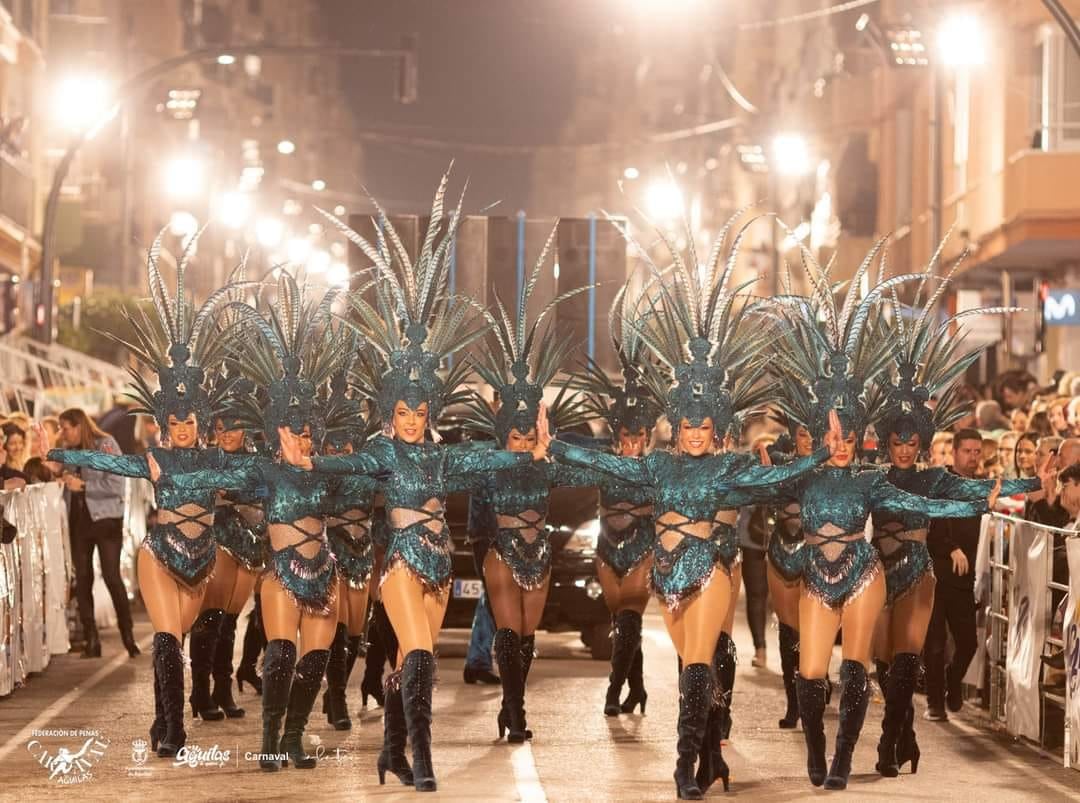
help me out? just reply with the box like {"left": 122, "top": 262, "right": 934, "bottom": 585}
{"left": 149, "top": 659, "right": 165, "bottom": 751}
{"left": 377, "top": 673, "right": 414, "bottom": 786}
{"left": 281, "top": 649, "right": 329, "bottom": 769}
{"left": 621, "top": 646, "right": 648, "bottom": 713}
{"left": 874, "top": 658, "right": 890, "bottom": 698}
{"left": 715, "top": 632, "right": 736, "bottom": 741}
{"left": 361, "top": 601, "right": 393, "bottom": 707}
{"left": 153, "top": 632, "right": 187, "bottom": 758}
{"left": 778, "top": 623, "right": 800, "bottom": 728}
{"left": 211, "top": 612, "right": 245, "bottom": 718}
{"left": 259, "top": 639, "right": 296, "bottom": 772}
{"left": 881, "top": 653, "right": 920, "bottom": 775}
{"left": 81, "top": 621, "right": 101, "bottom": 658}
{"left": 895, "top": 699, "right": 920, "bottom": 774}
{"left": 674, "top": 663, "right": 712, "bottom": 800}
{"left": 188, "top": 609, "right": 226, "bottom": 721}
{"left": 520, "top": 633, "right": 536, "bottom": 684}
{"left": 118, "top": 605, "right": 141, "bottom": 657}
{"left": 797, "top": 675, "right": 829, "bottom": 786}
{"left": 323, "top": 623, "right": 352, "bottom": 730}
{"left": 825, "top": 659, "right": 870, "bottom": 790}
{"left": 605, "top": 610, "right": 642, "bottom": 716}
{"left": 494, "top": 628, "right": 528, "bottom": 742}
{"left": 237, "top": 595, "right": 266, "bottom": 695}
{"left": 401, "top": 649, "right": 437, "bottom": 792}
{"left": 695, "top": 687, "right": 731, "bottom": 792}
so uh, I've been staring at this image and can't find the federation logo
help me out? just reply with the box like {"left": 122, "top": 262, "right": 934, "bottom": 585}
{"left": 26, "top": 730, "right": 109, "bottom": 784}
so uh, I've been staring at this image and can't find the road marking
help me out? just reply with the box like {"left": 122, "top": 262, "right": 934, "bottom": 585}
{"left": 0, "top": 636, "right": 151, "bottom": 763}
{"left": 510, "top": 742, "right": 547, "bottom": 803}
{"left": 948, "top": 714, "right": 1079, "bottom": 797}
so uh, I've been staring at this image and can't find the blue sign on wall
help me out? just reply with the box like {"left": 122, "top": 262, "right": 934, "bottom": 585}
{"left": 1043, "top": 289, "right": 1080, "bottom": 326}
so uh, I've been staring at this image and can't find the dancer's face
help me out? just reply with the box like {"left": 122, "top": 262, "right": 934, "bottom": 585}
{"left": 505, "top": 427, "right": 537, "bottom": 453}
{"left": 167, "top": 414, "right": 198, "bottom": 448}
{"left": 888, "top": 433, "right": 920, "bottom": 470}
{"left": 827, "top": 430, "right": 858, "bottom": 468}
{"left": 794, "top": 426, "right": 814, "bottom": 457}
{"left": 287, "top": 425, "right": 313, "bottom": 458}
{"left": 324, "top": 441, "right": 354, "bottom": 457}
{"left": 617, "top": 426, "right": 649, "bottom": 457}
{"left": 678, "top": 418, "right": 714, "bottom": 457}
{"left": 392, "top": 401, "right": 428, "bottom": 443}
{"left": 214, "top": 419, "right": 245, "bottom": 452}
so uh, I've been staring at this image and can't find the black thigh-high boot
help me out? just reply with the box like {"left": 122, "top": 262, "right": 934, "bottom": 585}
{"left": 715, "top": 632, "right": 736, "bottom": 740}
{"left": 520, "top": 633, "right": 536, "bottom": 684}
{"left": 154, "top": 632, "right": 187, "bottom": 758}
{"left": 361, "top": 601, "right": 394, "bottom": 708}
{"left": 605, "top": 610, "right": 642, "bottom": 716}
{"left": 282, "top": 649, "right": 330, "bottom": 769}
{"left": 494, "top": 628, "right": 528, "bottom": 742}
{"left": 797, "top": 675, "right": 829, "bottom": 786}
{"left": 323, "top": 623, "right": 352, "bottom": 730}
{"left": 621, "top": 645, "right": 647, "bottom": 713}
{"left": 825, "top": 659, "right": 871, "bottom": 790}
{"left": 237, "top": 595, "right": 266, "bottom": 695}
{"left": 778, "top": 623, "right": 800, "bottom": 728}
{"left": 695, "top": 677, "right": 731, "bottom": 793}
{"left": 401, "top": 649, "right": 437, "bottom": 792}
{"left": 874, "top": 658, "right": 890, "bottom": 698}
{"left": 377, "top": 672, "right": 414, "bottom": 786}
{"left": 189, "top": 609, "right": 226, "bottom": 720}
{"left": 211, "top": 612, "right": 245, "bottom": 718}
{"left": 149, "top": 652, "right": 166, "bottom": 751}
{"left": 879, "top": 652, "right": 920, "bottom": 777}
{"left": 674, "top": 663, "right": 712, "bottom": 800}
{"left": 259, "top": 639, "right": 296, "bottom": 771}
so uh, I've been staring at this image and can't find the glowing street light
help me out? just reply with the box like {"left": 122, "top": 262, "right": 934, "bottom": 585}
{"left": 287, "top": 237, "right": 312, "bottom": 263}
{"left": 308, "top": 249, "right": 331, "bottom": 274}
{"left": 256, "top": 217, "right": 284, "bottom": 249}
{"left": 645, "top": 180, "right": 683, "bottom": 220}
{"left": 623, "top": 166, "right": 640, "bottom": 180}
{"left": 771, "top": 133, "right": 811, "bottom": 176}
{"left": 311, "top": 179, "right": 326, "bottom": 192}
{"left": 328, "top": 262, "right": 350, "bottom": 287}
{"left": 163, "top": 156, "right": 205, "bottom": 199}
{"left": 277, "top": 139, "right": 296, "bottom": 155}
{"left": 217, "top": 192, "right": 252, "bottom": 229}
{"left": 52, "top": 75, "right": 111, "bottom": 133}
{"left": 169, "top": 211, "right": 198, "bottom": 238}
{"left": 217, "top": 53, "right": 236, "bottom": 65}
{"left": 937, "top": 12, "right": 987, "bottom": 68}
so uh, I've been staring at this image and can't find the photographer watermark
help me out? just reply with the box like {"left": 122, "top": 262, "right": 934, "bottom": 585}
{"left": 26, "top": 728, "right": 109, "bottom": 784}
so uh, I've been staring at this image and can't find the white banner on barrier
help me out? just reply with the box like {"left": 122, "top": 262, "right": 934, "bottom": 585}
{"left": 1066, "top": 538, "right": 1080, "bottom": 769}
{"left": 1005, "top": 524, "right": 1049, "bottom": 741}
{"left": 965, "top": 514, "right": 994, "bottom": 688}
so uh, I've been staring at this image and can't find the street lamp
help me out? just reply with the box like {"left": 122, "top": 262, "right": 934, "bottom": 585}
{"left": 328, "top": 262, "right": 350, "bottom": 286}
{"left": 645, "top": 180, "right": 683, "bottom": 220}
{"left": 311, "top": 179, "right": 326, "bottom": 191}
{"left": 277, "top": 139, "right": 296, "bottom": 155}
{"left": 217, "top": 192, "right": 252, "bottom": 229}
{"left": 52, "top": 75, "right": 111, "bottom": 133}
{"left": 287, "top": 237, "right": 312, "bottom": 263}
{"left": 308, "top": 249, "right": 331, "bottom": 274}
{"left": 163, "top": 156, "right": 204, "bottom": 200}
{"left": 937, "top": 12, "right": 987, "bottom": 67}
{"left": 771, "top": 133, "right": 812, "bottom": 177}
{"left": 623, "top": 166, "right": 640, "bottom": 180}
{"left": 256, "top": 217, "right": 284, "bottom": 249}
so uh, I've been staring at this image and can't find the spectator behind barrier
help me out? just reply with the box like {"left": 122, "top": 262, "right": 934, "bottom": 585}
{"left": 22, "top": 457, "right": 54, "bottom": 484}
{"left": 1059, "top": 463, "right": 1080, "bottom": 528}
{"left": 951, "top": 384, "right": 981, "bottom": 432}
{"left": 1068, "top": 397, "right": 1080, "bottom": 438}
{"left": 976, "top": 400, "right": 1010, "bottom": 432}
{"left": 1048, "top": 398, "right": 1071, "bottom": 437}
{"left": 997, "top": 432, "right": 1018, "bottom": 479}
{"left": 1010, "top": 408, "right": 1030, "bottom": 434}
{"left": 996, "top": 370, "right": 1038, "bottom": 412}
{"left": 930, "top": 431, "right": 954, "bottom": 467}
{"left": 2, "top": 422, "right": 28, "bottom": 472}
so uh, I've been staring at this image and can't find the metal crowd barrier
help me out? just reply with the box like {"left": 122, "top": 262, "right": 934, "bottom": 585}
{"left": 0, "top": 478, "right": 153, "bottom": 698}
{"left": 984, "top": 513, "right": 1079, "bottom": 769}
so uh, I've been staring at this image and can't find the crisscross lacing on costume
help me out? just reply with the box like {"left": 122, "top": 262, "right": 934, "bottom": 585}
{"left": 496, "top": 509, "right": 545, "bottom": 545}
{"left": 804, "top": 522, "right": 866, "bottom": 562}
{"left": 601, "top": 501, "right": 653, "bottom": 545}
{"left": 326, "top": 508, "right": 372, "bottom": 542}
{"left": 159, "top": 503, "right": 213, "bottom": 538}
{"left": 873, "top": 519, "right": 927, "bottom": 559}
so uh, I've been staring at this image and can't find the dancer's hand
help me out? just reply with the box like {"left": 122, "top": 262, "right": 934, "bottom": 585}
{"left": 278, "top": 426, "right": 313, "bottom": 470}
{"left": 147, "top": 453, "right": 161, "bottom": 483}
{"left": 532, "top": 404, "right": 551, "bottom": 462}
{"left": 823, "top": 409, "right": 843, "bottom": 455}
{"left": 757, "top": 442, "right": 772, "bottom": 466}
{"left": 986, "top": 477, "right": 1002, "bottom": 511}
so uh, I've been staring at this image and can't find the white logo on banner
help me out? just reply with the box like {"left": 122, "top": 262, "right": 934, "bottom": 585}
{"left": 1065, "top": 538, "right": 1080, "bottom": 768}
{"left": 1005, "top": 524, "right": 1049, "bottom": 741}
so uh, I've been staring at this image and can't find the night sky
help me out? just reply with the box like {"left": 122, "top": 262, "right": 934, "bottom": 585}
{"left": 325, "top": 0, "right": 584, "bottom": 214}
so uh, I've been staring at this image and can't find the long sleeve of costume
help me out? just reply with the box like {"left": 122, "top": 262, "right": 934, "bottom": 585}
{"left": 47, "top": 448, "right": 149, "bottom": 479}
{"left": 549, "top": 460, "right": 599, "bottom": 489}
{"left": 715, "top": 447, "right": 829, "bottom": 505}
{"left": 870, "top": 473, "right": 987, "bottom": 519}
{"left": 444, "top": 443, "right": 532, "bottom": 478}
{"left": 548, "top": 439, "right": 653, "bottom": 487}
{"left": 312, "top": 438, "right": 394, "bottom": 477}
{"left": 164, "top": 457, "right": 262, "bottom": 492}
{"left": 931, "top": 469, "right": 1040, "bottom": 500}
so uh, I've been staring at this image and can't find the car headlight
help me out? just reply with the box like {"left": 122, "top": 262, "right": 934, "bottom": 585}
{"left": 565, "top": 518, "right": 600, "bottom": 553}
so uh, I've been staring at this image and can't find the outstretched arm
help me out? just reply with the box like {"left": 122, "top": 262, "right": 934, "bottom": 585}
{"left": 872, "top": 473, "right": 995, "bottom": 519}
{"left": 311, "top": 438, "right": 394, "bottom": 477}
{"left": 47, "top": 449, "right": 149, "bottom": 479}
{"left": 719, "top": 447, "right": 829, "bottom": 504}
{"left": 548, "top": 440, "right": 653, "bottom": 487}
{"left": 160, "top": 453, "right": 262, "bottom": 491}
{"left": 932, "top": 468, "right": 1040, "bottom": 500}
{"left": 444, "top": 443, "right": 533, "bottom": 478}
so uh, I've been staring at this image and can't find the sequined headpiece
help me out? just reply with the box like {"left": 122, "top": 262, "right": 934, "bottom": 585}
{"left": 462, "top": 222, "right": 594, "bottom": 442}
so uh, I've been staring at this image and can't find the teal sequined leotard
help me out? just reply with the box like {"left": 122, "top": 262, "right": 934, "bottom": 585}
{"left": 323, "top": 473, "right": 379, "bottom": 590}
{"left": 549, "top": 441, "right": 830, "bottom": 609}
{"left": 794, "top": 466, "right": 988, "bottom": 609}
{"left": 476, "top": 460, "right": 594, "bottom": 590}
{"left": 312, "top": 436, "right": 533, "bottom": 594}
{"left": 171, "top": 456, "right": 339, "bottom": 614}
{"left": 210, "top": 452, "right": 267, "bottom": 572}
{"left": 873, "top": 467, "right": 1038, "bottom": 606}
{"left": 48, "top": 446, "right": 226, "bottom": 589}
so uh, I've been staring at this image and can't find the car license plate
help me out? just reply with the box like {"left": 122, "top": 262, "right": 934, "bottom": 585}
{"left": 453, "top": 579, "right": 483, "bottom": 599}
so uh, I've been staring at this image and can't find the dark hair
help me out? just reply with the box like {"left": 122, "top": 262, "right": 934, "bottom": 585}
{"left": 22, "top": 457, "right": 53, "bottom": 484}
{"left": 1060, "top": 463, "right": 1080, "bottom": 486}
{"left": 58, "top": 408, "right": 108, "bottom": 450}
{"left": 1029, "top": 411, "right": 1053, "bottom": 438}
{"left": 1014, "top": 430, "right": 1039, "bottom": 475}
{"left": 953, "top": 428, "right": 983, "bottom": 450}
{"left": 1, "top": 422, "right": 25, "bottom": 440}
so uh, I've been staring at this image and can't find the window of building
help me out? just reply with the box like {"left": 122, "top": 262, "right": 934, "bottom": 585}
{"left": 1033, "top": 24, "right": 1080, "bottom": 151}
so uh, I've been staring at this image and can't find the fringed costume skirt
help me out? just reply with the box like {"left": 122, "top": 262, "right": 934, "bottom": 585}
{"left": 327, "top": 524, "right": 375, "bottom": 590}
{"left": 210, "top": 507, "right": 266, "bottom": 572}
{"left": 141, "top": 523, "right": 216, "bottom": 590}
{"left": 490, "top": 529, "right": 551, "bottom": 591}
{"left": 597, "top": 520, "right": 655, "bottom": 579}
